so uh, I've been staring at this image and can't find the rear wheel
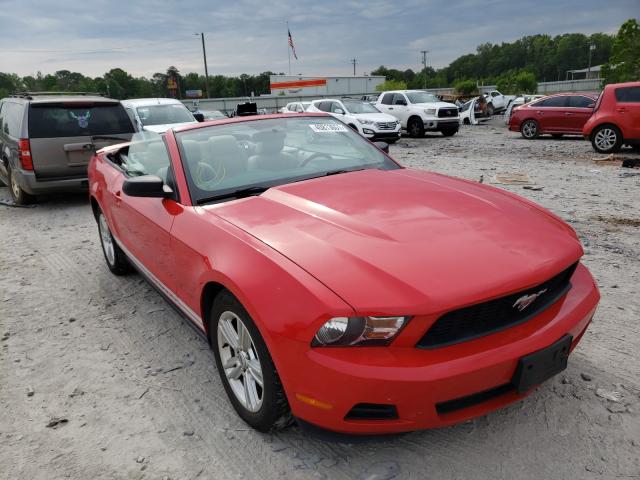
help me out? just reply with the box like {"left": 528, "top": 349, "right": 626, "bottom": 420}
{"left": 8, "top": 166, "right": 35, "bottom": 205}
{"left": 440, "top": 127, "right": 458, "bottom": 137}
{"left": 97, "top": 211, "right": 131, "bottom": 275}
{"left": 407, "top": 117, "right": 424, "bottom": 138}
{"left": 521, "top": 119, "right": 539, "bottom": 139}
{"left": 591, "top": 125, "right": 622, "bottom": 154}
{"left": 209, "top": 291, "right": 291, "bottom": 432}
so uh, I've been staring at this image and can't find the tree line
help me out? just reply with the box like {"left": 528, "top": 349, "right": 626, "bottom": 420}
{"left": 374, "top": 18, "right": 637, "bottom": 94}
{"left": 1, "top": 19, "right": 637, "bottom": 100}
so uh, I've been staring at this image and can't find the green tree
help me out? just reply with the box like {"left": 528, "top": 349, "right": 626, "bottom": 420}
{"left": 602, "top": 18, "right": 640, "bottom": 84}
{"left": 454, "top": 79, "right": 477, "bottom": 95}
{"left": 375, "top": 79, "right": 407, "bottom": 91}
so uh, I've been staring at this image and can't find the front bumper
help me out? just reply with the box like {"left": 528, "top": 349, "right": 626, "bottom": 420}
{"left": 421, "top": 117, "right": 460, "bottom": 131}
{"left": 15, "top": 169, "right": 89, "bottom": 195}
{"left": 283, "top": 263, "right": 599, "bottom": 434}
{"left": 361, "top": 126, "right": 402, "bottom": 141}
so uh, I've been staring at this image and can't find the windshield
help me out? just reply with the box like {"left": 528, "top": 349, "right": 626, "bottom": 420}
{"left": 136, "top": 104, "right": 195, "bottom": 126}
{"left": 176, "top": 116, "right": 400, "bottom": 204}
{"left": 406, "top": 92, "right": 440, "bottom": 104}
{"left": 343, "top": 101, "right": 380, "bottom": 114}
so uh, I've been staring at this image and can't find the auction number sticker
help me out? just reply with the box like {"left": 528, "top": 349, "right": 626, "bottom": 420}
{"left": 309, "top": 123, "right": 348, "bottom": 133}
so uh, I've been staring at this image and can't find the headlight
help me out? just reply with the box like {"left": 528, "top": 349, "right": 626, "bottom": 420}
{"left": 357, "top": 118, "right": 373, "bottom": 125}
{"left": 424, "top": 108, "right": 436, "bottom": 116}
{"left": 312, "top": 316, "right": 410, "bottom": 346}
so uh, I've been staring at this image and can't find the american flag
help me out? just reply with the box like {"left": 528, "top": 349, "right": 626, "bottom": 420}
{"left": 288, "top": 28, "right": 298, "bottom": 60}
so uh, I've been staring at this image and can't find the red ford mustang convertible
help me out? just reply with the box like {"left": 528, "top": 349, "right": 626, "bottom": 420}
{"left": 88, "top": 114, "right": 599, "bottom": 434}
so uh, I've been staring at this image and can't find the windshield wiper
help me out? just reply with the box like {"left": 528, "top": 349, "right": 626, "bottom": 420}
{"left": 323, "top": 168, "right": 365, "bottom": 177}
{"left": 197, "top": 186, "right": 270, "bottom": 204}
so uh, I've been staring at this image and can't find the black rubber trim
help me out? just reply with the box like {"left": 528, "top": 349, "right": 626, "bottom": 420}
{"left": 435, "top": 383, "right": 514, "bottom": 415}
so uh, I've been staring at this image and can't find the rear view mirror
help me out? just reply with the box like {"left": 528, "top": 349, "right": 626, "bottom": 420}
{"left": 193, "top": 113, "right": 205, "bottom": 122}
{"left": 374, "top": 141, "right": 390, "bottom": 153}
{"left": 588, "top": 103, "right": 595, "bottom": 109}
{"left": 334, "top": 108, "right": 344, "bottom": 115}
{"left": 123, "top": 175, "right": 172, "bottom": 198}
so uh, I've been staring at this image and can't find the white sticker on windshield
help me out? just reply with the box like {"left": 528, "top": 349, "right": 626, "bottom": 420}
{"left": 309, "top": 123, "right": 348, "bottom": 133}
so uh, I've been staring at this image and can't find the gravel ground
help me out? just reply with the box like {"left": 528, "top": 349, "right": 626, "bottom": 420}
{"left": 1, "top": 119, "right": 639, "bottom": 480}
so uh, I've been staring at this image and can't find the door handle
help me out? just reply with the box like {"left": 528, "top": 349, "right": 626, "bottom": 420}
{"left": 616, "top": 108, "right": 627, "bottom": 113}
{"left": 536, "top": 111, "right": 543, "bottom": 115}
{"left": 564, "top": 112, "right": 573, "bottom": 115}
{"left": 114, "top": 190, "right": 122, "bottom": 204}
{"left": 389, "top": 107, "right": 394, "bottom": 110}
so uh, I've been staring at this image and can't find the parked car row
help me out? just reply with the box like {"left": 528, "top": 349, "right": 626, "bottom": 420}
{"left": 508, "top": 82, "right": 640, "bottom": 154}
{"left": 281, "top": 90, "right": 461, "bottom": 139}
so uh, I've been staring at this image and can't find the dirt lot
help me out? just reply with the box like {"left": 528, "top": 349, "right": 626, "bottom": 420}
{"left": 1, "top": 120, "right": 639, "bottom": 480}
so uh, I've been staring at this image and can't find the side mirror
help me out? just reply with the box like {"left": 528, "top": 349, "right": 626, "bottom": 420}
{"left": 123, "top": 175, "right": 172, "bottom": 198}
{"left": 334, "top": 108, "right": 344, "bottom": 115}
{"left": 193, "top": 113, "right": 205, "bottom": 122}
{"left": 394, "top": 100, "right": 407, "bottom": 106}
{"left": 373, "top": 141, "right": 389, "bottom": 153}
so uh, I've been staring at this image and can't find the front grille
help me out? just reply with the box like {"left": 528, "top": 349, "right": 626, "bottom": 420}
{"left": 438, "top": 107, "right": 458, "bottom": 118}
{"left": 417, "top": 263, "right": 578, "bottom": 349}
{"left": 345, "top": 403, "right": 398, "bottom": 421}
{"left": 375, "top": 121, "right": 397, "bottom": 130}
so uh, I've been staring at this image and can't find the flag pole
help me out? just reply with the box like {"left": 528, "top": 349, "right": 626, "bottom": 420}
{"left": 287, "top": 21, "right": 291, "bottom": 75}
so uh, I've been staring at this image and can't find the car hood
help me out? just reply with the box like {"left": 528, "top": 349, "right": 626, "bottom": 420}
{"left": 207, "top": 169, "right": 582, "bottom": 313}
{"left": 142, "top": 121, "right": 198, "bottom": 133}
{"left": 351, "top": 112, "right": 398, "bottom": 122}
{"left": 412, "top": 101, "right": 458, "bottom": 110}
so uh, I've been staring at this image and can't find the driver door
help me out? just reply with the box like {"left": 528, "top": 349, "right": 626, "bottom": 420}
{"left": 115, "top": 138, "right": 179, "bottom": 293}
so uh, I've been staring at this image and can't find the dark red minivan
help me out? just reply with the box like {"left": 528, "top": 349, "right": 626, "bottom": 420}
{"left": 509, "top": 93, "right": 597, "bottom": 139}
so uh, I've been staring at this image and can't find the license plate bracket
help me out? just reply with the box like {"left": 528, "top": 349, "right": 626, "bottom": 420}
{"left": 513, "top": 335, "right": 572, "bottom": 394}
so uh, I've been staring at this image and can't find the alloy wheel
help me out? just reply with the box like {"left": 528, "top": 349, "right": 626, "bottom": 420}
{"left": 594, "top": 128, "right": 617, "bottom": 151}
{"left": 98, "top": 214, "right": 116, "bottom": 266}
{"left": 217, "top": 311, "right": 264, "bottom": 412}
{"left": 522, "top": 121, "right": 537, "bottom": 139}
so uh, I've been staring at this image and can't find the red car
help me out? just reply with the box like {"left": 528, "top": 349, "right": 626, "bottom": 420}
{"left": 89, "top": 114, "right": 599, "bottom": 434}
{"left": 583, "top": 81, "right": 640, "bottom": 153}
{"left": 509, "top": 92, "right": 597, "bottom": 139}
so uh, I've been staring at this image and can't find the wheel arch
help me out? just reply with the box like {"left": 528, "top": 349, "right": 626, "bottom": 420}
{"left": 90, "top": 195, "right": 101, "bottom": 222}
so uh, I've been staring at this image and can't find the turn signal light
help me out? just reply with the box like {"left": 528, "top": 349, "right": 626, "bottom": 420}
{"left": 18, "top": 139, "right": 33, "bottom": 170}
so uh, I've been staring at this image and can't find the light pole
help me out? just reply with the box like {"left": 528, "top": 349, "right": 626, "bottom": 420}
{"left": 421, "top": 50, "right": 429, "bottom": 89}
{"left": 350, "top": 58, "right": 357, "bottom": 76}
{"left": 194, "top": 33, "right": 210, "bottom": 98}
{"left": 587, "top": 43, "right": 596, "bottom": 79}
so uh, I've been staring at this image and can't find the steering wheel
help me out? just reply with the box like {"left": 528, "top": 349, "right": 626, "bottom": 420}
{"left": 193, "top": 161, "right": 221, "bottom": 187}
{"left": 299, "top": 152, "right": 332, "bottom": 168}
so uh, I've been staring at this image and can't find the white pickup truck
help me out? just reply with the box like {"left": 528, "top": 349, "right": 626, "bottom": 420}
{"left": 483, "top": 90, "right": 517, "bottom": 115}
{"left": 375, "top": 90, "right": 459, "bottom": 137}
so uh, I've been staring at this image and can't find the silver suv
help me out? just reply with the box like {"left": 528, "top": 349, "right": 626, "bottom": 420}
{"left": 0, "top": 92, "right": 134, "bottom": 204}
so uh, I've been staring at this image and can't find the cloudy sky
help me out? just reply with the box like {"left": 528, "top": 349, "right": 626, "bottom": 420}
{"left": 0, "top": 0, "right": 637, "bottom": 78}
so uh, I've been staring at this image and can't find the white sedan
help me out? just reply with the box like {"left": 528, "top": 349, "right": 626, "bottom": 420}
{"left": 279, "top": 102, "right": 311, "bottom": 114}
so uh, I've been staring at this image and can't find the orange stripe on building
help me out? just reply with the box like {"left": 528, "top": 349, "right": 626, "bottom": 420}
{"left": 270, "top": 79, "right": 327, "bottom": 90}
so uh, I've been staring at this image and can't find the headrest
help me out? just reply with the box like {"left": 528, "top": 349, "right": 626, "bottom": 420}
{"left": 253, "top": 130, "right": 286, "bottom": 155}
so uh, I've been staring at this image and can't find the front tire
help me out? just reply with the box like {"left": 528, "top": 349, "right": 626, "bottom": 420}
{"left": 8, "top": 166, "right": 35, "bottom": 205}
{"left": 210, "top": 291, "right": 291, "bottom": 432}
{"left": 407, "top": 117, "right": 424, "bottom": 138}
{"left": 591, "top": 125, "right": 622, "bottom": 154}
{"left": 521, "top": 119, "right": 539, "bottom": 139}
{"left": 440, "top": 127, "right": 458, "bottom": 137}
{"left": 97, "top": 211, "right": 131, "bottom": 275}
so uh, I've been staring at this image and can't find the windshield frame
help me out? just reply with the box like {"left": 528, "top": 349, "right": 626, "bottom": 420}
{"left": 173, "top": 115, "right": 402, "bottom": 205}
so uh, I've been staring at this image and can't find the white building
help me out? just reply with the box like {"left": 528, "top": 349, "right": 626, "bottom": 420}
{"left": 269, "top": 75, "right": 385, "bottom": 96}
